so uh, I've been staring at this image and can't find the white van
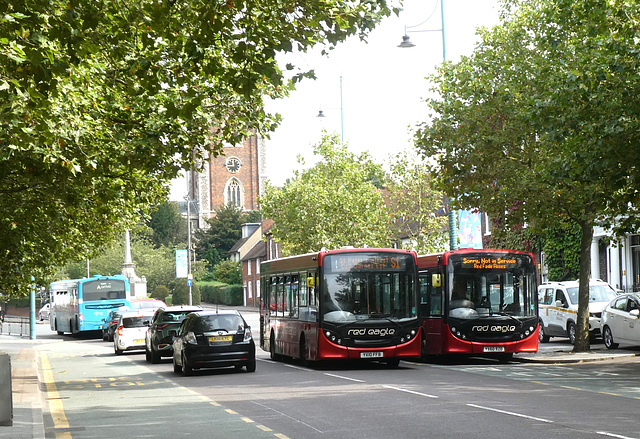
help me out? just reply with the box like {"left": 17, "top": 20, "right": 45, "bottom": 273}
{"left": 538, "top": 279, "right": 618, "bottom": 344}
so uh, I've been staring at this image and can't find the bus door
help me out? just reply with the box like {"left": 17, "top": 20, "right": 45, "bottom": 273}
{"left": 419, "top": 271, "right": 444, "bottom": 355}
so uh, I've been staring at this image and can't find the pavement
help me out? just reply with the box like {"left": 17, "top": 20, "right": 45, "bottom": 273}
{"left": 1, "top": 313, "right": 638, "bottom": 438}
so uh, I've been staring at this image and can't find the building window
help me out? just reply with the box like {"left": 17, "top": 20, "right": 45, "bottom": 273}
{"left": 256, "top": 258, "right": 260, "bottom": 274}
{"left": 248, "top": 260, "right": 252, "bottom": 276}
{"left": 248, "top": 281, "right": 253, "bottom": 299}
{"left": 225, "top": 178, "right": 244, "bottom": 208}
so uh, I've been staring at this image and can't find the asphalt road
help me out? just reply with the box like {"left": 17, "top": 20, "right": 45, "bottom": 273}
{"left": 35, "top": 311, "right": 640, "bottom": 439}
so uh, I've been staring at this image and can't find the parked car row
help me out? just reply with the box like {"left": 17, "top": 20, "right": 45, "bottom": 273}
{"left": 104, "top": 304, "right": 257, "bottom": 376}
{"left": 538, "top": 279, "right": 618, "bottom": 344}
{"left": 538, "top": 279, "right": 640, "bottom": 349}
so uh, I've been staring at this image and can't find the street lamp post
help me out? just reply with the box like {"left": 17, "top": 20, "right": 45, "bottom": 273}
{"left": 185, "top": 194, "right": 193, "bottom": 306}
{"left": 316, "top": 75, "right": 345, "bottom": 143}
{"left": 399, "top": 0, "right": 457, "bottom": 250}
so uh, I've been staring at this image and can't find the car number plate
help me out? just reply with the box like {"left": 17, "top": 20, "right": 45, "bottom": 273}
{"left": 361, "top": 351, "right": 384, "bottom": 358}
{"left": 209, "top": 335, "right": 233, "bottom": 342}
{"left": 134, "top": 339, "right": 145, "bottom": 344}
{"left": 483, "top": 346, "right": 505, "bottom": 352}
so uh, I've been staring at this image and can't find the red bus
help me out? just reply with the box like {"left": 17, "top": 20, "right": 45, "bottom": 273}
{"left": 260, "top": 248, "right": 422, "bottom": 366}
{"left": 417, "top": 249, "right": 538, "bottom": 360}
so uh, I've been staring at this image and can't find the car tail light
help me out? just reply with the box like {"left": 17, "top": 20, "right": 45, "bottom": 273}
{"left": 244, "top": 327, "right": 252, "bottom": 342}
{"left": 186, "top": 331, "right": 197, "bottom": 345}
{"left": 118, "top": 326, "right": 124, "bottom": 336}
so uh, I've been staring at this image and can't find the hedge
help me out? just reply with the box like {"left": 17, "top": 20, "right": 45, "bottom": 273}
{"left": 198, "top": 281, "right": 243, "bottom": 306}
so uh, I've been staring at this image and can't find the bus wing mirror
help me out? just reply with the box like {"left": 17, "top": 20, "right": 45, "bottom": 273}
{"left": 432, "top": 274, "right": 442, "bottom": 288}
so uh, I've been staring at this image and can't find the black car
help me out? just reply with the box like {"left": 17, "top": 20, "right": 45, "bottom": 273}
{"left": 145, "top": 305, "right": 202, "bottom": 363}
{"left": 102, "top": 309, "right": 125, "bottom": 342}
{"left": 172, "top": 310, "right": 256, "bottom": 376}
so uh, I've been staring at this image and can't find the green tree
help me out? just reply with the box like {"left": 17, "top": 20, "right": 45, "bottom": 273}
{"left": 0, "top": 0, "right": 398, "bottom": 296}
{"left": 260, "top": 134, "right": 391, "bottom": 255}
{"left": 148, "top": 202, "right": 187, "bottom": 249}
{"left": 172, "top": 279, "right": 201, "bottom": 306}
{"left": 59, "top": 232, "right": 177, "bottom": 293}
{"left": 194, "top": 204, "right": 260, "bottom": 271}
{"left": 152, "top": 285, "right": 171, "bottom": 302}
{"left": 414, "top": 0, "right": 640, "bottom": 352}
{"left": 386, "top": 151, "right": 448, "bottom": 254}
{"left": 213, "top": 260, "right": 242, "bottom": 285}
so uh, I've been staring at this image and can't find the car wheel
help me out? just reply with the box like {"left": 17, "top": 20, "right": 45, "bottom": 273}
{"left": 567, "top": 322, "right": 576, "bottom": 345}
{"left": 114, "top": 344, "right": 123, "bottom": 356}
{"left": 246, "top": 358, "right": 256, "bottom": 373}
{"left": 145, "top": 347, "right": 152, "bottom": 362}
{"left": 603, "top": 325, "right": 619, "bottom": 349}
{"left": 102, "top": 330, "right": 108, "bottom": 342}
{"left": 150, "top": 346, "right": 161, "bottom": 364}
{"left": 538, "top": 321, "right": 550, "bottom": 343}
{"left": 181, "top": 353, "right": 193, "bottom": 376}
{"left": 173, "top": 356, "right": 182, "bottom": 374}
{"left": 108, "top": 331, "right": 114, "bottom": 342}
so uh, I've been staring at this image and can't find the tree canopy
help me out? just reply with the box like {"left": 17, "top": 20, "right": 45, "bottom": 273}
{"left": 260, "top": 134, "right": 392, "bottom": 255}
{"left": 0, "top": 0, "right": 398, "bottom": 295}
{"left": 414, "top": 0, "right": 640, "bottom": 351}
{"left": 194, "top": 203, "right": 260, "bottom": 276}
{"left": 386, "top": 151, "right": 448, "bottom": 254}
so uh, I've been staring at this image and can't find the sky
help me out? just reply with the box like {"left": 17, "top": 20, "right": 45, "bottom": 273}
{"left": 170, "top": 0, "right": 503, "bottom": 198}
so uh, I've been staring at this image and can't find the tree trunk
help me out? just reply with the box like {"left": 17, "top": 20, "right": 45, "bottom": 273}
{"left": 573, "top": 220, "right": 593, "bottom": 353}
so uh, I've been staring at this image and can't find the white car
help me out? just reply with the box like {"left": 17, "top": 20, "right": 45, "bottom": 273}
{"left": 601, "top": 293, "right": 640, "bottom": 349}
{"left": 114, "top": 311, "right": 155, "bottom": 355}
{"left": 538, "top": 279, "right": 618, "bottom": 344}
{"left": 39, "top": 303, "right": 50, "bottom": 321}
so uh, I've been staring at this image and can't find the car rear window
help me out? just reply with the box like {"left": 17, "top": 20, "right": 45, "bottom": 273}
{"left": 122, "top": 316, "right": 150, "bottom": 328}
{"left": 195, "top": 315, "right": 244, "bottom": 332}
{"left": 159, "top": 312, "right": 190, "bottom": 324}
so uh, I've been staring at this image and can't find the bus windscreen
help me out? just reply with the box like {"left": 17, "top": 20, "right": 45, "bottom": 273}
{"left": 323, "top": 253, "right": 415, "bottom": 323}
{"left": 82, "top": 280, "right": 127, "bottom": 302}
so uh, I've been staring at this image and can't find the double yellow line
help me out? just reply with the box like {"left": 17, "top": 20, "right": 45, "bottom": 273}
{"left": 40, "top": 353, "right": 72, "bottom": 439}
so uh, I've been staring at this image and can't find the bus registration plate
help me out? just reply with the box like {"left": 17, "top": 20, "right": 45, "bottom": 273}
{"left": 483, "top": 346, "right": 505, "bottom": 353}
{"left": 361, "top": 351, "right": 383, "bottom": 358}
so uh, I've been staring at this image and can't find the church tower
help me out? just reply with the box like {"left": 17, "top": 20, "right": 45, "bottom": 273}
{"left": 189, "top": 134, "right": 266, "bottom": 227}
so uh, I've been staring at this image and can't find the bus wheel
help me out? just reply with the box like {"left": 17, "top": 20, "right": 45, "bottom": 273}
{"left": 270, "top": 333, "right": 279, "bottom": 361}
{"left": 385, "top": 358, "right": 400, "bottom": 368}
{"left": 299, "top": 335, "right": 308, "bottom": 366}
{"left": 55, "top": 319, "right": 63, "bottom": 335}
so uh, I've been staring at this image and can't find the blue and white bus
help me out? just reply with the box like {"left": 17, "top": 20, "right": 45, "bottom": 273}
{"left": 49, "top": 275, "right": 131, "bottom": 335}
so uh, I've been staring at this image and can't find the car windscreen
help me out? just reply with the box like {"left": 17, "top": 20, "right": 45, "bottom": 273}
{"left": 194, "top": 315, "right": 244, "bottom": 333}
{"left": 122, "top": 316, "right": 150, "bottom": 328}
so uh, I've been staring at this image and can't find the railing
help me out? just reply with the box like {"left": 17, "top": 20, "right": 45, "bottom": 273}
{"left": 0, "top": 316, "right": 31, "bottom": 337}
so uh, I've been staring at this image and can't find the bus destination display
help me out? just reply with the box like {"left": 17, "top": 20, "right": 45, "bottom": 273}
{"left": 460, "top": 256, "right": 520, "bottom": 270}
{"left": 327, "top": 253, "right": 408, "bottom": 273}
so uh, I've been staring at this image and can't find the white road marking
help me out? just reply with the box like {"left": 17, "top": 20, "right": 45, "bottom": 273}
{"left": 467, "top": 403, "right": 553, "bottom": 423}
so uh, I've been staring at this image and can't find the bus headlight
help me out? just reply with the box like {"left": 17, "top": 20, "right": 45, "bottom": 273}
{"left": 325, "top": 330, "right": 342, "bottom": 344}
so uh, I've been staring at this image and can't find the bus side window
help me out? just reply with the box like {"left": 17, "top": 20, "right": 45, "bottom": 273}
{"left": 290, "top": 275, "right": 299, "bottom": 318}
{"left": 419, "top": 272, "right": 443, "bottom": 316}
{"left": 270, "top": 277, "right": 277, "bottom": 314}
{"left": 277, "top": 277, "right": 285, "bottom": 317}
{"left": 308, "top": 272, "right": 318, "bottom": 322}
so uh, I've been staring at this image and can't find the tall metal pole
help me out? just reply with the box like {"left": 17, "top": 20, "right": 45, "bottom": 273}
{"left": 439, "top": 0, "right": 457, "bottom": 250}
{"left": 186, "top": 194, "right": 193, "bottom": 306}
{"left": 30, "top": 276, "right": 36, "bottom": 340}
{"left": 340, "top": 75, "right": 344, "bottom": 143}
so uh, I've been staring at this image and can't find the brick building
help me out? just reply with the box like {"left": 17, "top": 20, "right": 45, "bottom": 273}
{"left": 188, "top": 134, "right": 267, "bottom": 227}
